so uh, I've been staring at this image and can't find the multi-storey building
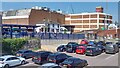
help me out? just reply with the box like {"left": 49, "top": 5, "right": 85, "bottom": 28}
{"left": 2, "top": 6, "right": 65, "bottom": 25}
{"left": 65, "top": 6, "right": 112, "bottom": 33}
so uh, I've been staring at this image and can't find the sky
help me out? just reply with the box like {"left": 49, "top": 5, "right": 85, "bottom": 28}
{"left": 2, "top": 2, "right": 118, "bottom": 22}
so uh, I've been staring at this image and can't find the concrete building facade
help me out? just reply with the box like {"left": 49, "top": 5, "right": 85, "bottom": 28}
{"left": 65, "top": 6, "right": 112, "bottom": 33}
{"left": 2, "top": 7, "right": 65, "bottom": 25}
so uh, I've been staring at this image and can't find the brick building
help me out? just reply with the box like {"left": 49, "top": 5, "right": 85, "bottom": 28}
{"left": 2, "top": 7, "right": 65, "bottom": 25}
{"left": 65, "top": 6, "right": 112, "bottom": 33}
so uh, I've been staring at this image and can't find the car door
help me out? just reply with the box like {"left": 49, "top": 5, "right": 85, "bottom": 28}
{"left": 12, "top": 57, "right": 21, "bottom": 65}
{"left": 5, "top": 57, "right": 13, "bottom": 66}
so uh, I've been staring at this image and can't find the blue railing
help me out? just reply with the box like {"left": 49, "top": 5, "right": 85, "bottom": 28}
{"left": 39, "top": 33, "right": 85, "bottom": 39}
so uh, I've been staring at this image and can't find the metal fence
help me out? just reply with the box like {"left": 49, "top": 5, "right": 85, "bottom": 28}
{"left": 38, "top": 33, "right": 85, "bottom": 39}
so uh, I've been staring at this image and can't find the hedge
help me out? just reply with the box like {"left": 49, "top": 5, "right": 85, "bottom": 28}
{"left": 2, "top": 38, "right": 28, "bottom": 54}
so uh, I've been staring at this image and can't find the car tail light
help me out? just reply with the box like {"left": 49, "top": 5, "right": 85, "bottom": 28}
{"left": 53, "top": 60, "right": 56, "bottom": 63}
{"left": 68, "top": 64, "right": 71, "bottom": 68}
{"left": 32, "top": 56, "right": 35, "bottom": 58}
{"left": 0, "top": 62, "right": 4, "bottom": 64}
{"left": 37, "top": 58, "right": 41, "bottom": 60}
{"left": 20, "top": 54, "right": 23, "bottom": 56}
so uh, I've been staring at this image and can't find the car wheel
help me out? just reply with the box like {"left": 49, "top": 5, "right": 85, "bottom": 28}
{"left": 4, "top": 64, "right": 9, "bottom": 68}
{"left": 21, "top": 60, "right": 25, "bottom": 65}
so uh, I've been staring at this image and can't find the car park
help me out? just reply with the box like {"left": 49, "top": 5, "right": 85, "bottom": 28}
{"left": 0, "top": 55, "right": 26, "bottom": 68}
{"left": 16, "top": 50, "right": 35, "bottom": 59}
{"left": 76, "top": 44, "right": 87, "bottom": 54}
{"left": 32, "top": 51, "right": 52, "bottom": 64}
{"left": 57, "top": 44, "right": 66, "bottom": 52}
{"left": 60, "top": 57, "right": 88, "bottom": 68}
{"left": 66, "top": 42, "right": 79, "bottom": 53}
{"left": 105, "top": 43, "right": 119, "bottom": 54}
{"left": 85, "top": 46, "right": 102, "bottom": 56}
{"left": 39, "top": 63, "right": 61, "bottom": 68}
{"left": 47, "top": 53, "right": 71, "bottom": 64}
{"left": 80, "top": 39, "right": 88, "bottom": 44}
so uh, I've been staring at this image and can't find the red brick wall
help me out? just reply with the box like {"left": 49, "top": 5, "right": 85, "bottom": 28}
{"left": 98, "top": 29, "right": 120, "bottom": 38}
{"left": 29, "top": 9, "right": 65, "bottom": 25}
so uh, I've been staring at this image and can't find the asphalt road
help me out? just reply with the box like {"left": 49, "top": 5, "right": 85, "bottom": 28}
{"left": 17, "top": 50, "right": 119, "bottom": 68}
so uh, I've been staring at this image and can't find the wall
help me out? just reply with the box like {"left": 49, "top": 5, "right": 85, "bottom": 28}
{"left": 29, "top": 9, "right": 65, "bottom": 25}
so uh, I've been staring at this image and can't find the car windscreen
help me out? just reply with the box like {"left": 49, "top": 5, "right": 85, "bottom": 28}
{"left": 17, "top": 51, "right": 23, "bottom": 53}
{"left": 106, "top": 45, "right": 114, "bottom": 49}
{"left": 0, "top": 58, "right": 4, "bottom": 61}
{"left": 48, "top": 55, "right": 56, "bottom": 59}
{"left": 63, "top": 59, "right": 73, "bottom": 64}
{"left": 86, "top": 48, "right": 95, "bottom": 51}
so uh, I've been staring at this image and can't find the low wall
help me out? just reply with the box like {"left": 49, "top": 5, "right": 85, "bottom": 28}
{"left": 41, "top": 39, "right": 81, "bottom": 52}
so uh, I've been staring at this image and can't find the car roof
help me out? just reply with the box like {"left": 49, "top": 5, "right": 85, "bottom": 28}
{"left": 37, "top": 51, "right": 52, "bottom": 53}
{"left": 67, "top": 57, "right": 80, "bottom": 60}
{"left": 18, "top": 50, "right": 32, "bottom": 52}
{"left": 0, "top": 55, "right": 16, "bottom": 59}
{"left": 50, "top": 52, "right": 65, "bottom": 56}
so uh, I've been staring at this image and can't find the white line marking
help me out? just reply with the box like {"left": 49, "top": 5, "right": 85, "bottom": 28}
{"left": 105, "top": 55, "right": 115, "bottom": 60}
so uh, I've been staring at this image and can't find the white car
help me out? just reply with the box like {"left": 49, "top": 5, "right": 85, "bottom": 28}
{"left": 39, "top": 63, "right": 61, "bottom": 68}
{"left": 0, "top": 55, "right": 26, "bottom": 68}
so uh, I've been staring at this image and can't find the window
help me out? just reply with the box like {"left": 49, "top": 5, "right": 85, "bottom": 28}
{"left": 12, "top": 57, "right": 19, "bottom": 60}
{"left": 6, "top": 58, "right": 12, "bottom": 61}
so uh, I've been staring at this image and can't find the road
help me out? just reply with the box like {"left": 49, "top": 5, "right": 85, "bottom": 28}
{"left": 17, "top": 51, "right": 119, "bottom": 68}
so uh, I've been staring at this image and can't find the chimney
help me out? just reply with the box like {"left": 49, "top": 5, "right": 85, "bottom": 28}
{"left": 96, "top": 6, "right": 103, "bottom": 13}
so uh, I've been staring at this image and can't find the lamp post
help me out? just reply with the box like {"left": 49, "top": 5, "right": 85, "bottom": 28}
{"left": 103, "top": 16, "right": 106, "bottom": 42}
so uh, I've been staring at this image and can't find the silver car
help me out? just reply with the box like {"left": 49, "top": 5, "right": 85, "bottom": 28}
{"left": 0, "top": 55, "right": 26, "bottom": 68}
{"left": 105, "top": 42, "right": 119, "bottom": 54}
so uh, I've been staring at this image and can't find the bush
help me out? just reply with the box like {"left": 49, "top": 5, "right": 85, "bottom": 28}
{"left": 2, "top": 38, "right": 28, "bottom": 54}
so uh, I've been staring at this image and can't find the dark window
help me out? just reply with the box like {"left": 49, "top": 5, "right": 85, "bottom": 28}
{"left": 6, "top": 58, "right": 12, "bottom": 61}
{"left": 12, "top": 57, "right": 19, "bottom": 60}
{"left": 0, "top": 58, "right": 4, "bottom": 61}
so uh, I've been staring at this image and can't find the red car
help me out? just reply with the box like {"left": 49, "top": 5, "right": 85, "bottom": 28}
{"left": 80, "top": 39, "right": 88, "bottom": 44}
{"left": 76, "top": 46, "right": 86, "bottom": 54}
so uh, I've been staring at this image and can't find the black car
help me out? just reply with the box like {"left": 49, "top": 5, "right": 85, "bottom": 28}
{"left": 96, "top": 42, "right": 106, "bottom": 52}
{"left": 47, "top": 53, "right": 71, "bottom": 64}
{"left": 85, "top": 46, "right": 102, "bottom": 56}
{"left": 116, "top": 42, "right": 120, "bottom": 48}
{"left": 32, "top": 51, "right": 53, "bottom": 64}
{"left": 97, "top": 41, "right": 106, "bottom": 46}
{"left": 57, "top": 45, "right": 66, "bottom": 52}
{"left": 16, "top": 50, "right": 35, "bottom": 59}
{"left": 60, "top": 57, "right": 88, "bottom": 68}
{"left": 66, "top": 42, "right": 79, "bottom": 53}
{"left": 105, "top": 43, "right": 119, "bottom": 54}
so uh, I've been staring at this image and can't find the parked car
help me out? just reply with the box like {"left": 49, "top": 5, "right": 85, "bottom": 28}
{"left": 39, "top": 63, "right": 61, "bottom": 68}
{"left": 96, "top": 42, "right": 106, "bottom": 52}
{"left": 57, "top": 44, "right": 66, "bottom": 52}
{"left": 60, "top": 57, "right": 88, "bottom": 68}
{"left": 0, "top": 55, "right": 26, "bottom": 68}
{"left": 32, "top": 51, "right": 53, "bottom": 64}
{"left": 85, "top": 46, "right": 102, "bottom": 56}
{"left": 66, "top": 42, "right": 79, "bottom": 53}
{"left": 76, "top": 44, "right": 87, "bottom": 54}
{"left": 80, "top": 39, "right": 88, "bottom": 44}
{"left": 97, "top": 41, "right": 106, "bottom": 46}
{"left": 116, "top": 42, "right": 120, "bottom": 48}
{"left": 88, "top": 41, "right": 96, "bottom": 45}
{"left": 47, "top": 53, "right": 71, "bottom": 64}
{"left": 16, "top": 50, "right": 35, "bottom": 59}
{"left": 105, "top": 43, "right": 119, "bottom": 54}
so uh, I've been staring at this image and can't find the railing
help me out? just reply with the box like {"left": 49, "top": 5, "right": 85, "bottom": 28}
{"left": 38, "top": 33, "right": 85, "bottom": 39}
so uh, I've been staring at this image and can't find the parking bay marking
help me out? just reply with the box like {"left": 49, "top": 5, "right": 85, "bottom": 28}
{"left": 105, "top": 54, "right": 117, "bottom": 60}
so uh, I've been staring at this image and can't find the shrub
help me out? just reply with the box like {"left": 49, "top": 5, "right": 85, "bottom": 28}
{"left": 2, "top": 38, "right": 28, "bottom": 54}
